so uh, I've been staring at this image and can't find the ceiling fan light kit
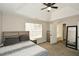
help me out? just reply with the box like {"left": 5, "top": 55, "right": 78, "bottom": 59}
{"left": 47, "top": 7, "right": 51, "bottom": 12}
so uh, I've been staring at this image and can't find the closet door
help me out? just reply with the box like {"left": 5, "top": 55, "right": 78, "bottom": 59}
{"left": 66, "top": 26, "right": 78, "bottom": 50}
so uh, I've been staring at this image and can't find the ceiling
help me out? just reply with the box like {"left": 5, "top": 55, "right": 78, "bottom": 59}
{"left": 0, "top": 3, "right": 79, "bottom": 21}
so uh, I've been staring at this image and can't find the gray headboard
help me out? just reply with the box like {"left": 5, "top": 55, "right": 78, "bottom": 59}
{"left": 2, "top": 31, "right": 30, "bottom": 46}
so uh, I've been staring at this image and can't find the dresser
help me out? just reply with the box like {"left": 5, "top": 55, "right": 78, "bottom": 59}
{"left": 47, "top": 31, "right": 50, "bottom": 42}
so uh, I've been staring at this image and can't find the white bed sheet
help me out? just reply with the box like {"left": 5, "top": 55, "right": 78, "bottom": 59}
{"left": 0, "top": 41, "right": 48, "bottom": 56}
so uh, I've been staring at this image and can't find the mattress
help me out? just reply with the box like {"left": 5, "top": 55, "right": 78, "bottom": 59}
{"left": 0, "top": 41, "right": 48, "bottom": 56}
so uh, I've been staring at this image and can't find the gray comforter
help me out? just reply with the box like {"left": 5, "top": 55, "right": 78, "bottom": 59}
{"left": 0, "top": 41, "right": 48, "bottom": 56}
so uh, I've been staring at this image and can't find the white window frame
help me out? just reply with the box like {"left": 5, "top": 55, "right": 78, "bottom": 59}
{"left": 25, "top": 23, "right": 42, "bottom": 40}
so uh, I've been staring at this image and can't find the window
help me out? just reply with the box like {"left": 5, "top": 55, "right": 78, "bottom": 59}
{"left": 25, "top": 23, "right": 42, "bottom": 40}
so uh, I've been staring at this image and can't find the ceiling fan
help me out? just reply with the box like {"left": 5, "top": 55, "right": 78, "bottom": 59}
{"left": 41, "top": 3, "right": 58, "bottom": 12}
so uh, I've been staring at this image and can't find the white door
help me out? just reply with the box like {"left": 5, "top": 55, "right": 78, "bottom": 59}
{"left": 50, "top": 23, "right": 57, "bottom": 44}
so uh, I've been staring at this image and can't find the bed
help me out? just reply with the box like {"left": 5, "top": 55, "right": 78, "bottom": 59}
{"left": 0, "top": 41, "right": 48, "bottom": 56}
{"left": 0, "top": 31, "right": 48, "bottom": 56}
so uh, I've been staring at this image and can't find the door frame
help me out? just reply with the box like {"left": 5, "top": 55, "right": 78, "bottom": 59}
{"left": 63, "top": 24, "right": 66, "bottom": 41}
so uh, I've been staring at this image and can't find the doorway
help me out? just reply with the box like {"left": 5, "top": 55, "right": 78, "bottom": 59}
{"left": 63, "top": 24, "right": 67, "bottom": 44}
{"left": 57, "top": 23, "right": 67, "bottom": 44}
{"left": 57, "top": 23, "right": 63, "bottom": 43}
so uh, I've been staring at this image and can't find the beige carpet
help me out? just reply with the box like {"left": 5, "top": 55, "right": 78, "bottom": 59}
{"left": 39, "top": 42, "right": 79, "bottom": 56}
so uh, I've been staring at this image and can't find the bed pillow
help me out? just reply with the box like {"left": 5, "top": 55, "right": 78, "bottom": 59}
{"left": 4, "top": 38, "right": 19, "bottom": 46}
{"left": 19, "top": 35, "right": 29, "bottom": 41}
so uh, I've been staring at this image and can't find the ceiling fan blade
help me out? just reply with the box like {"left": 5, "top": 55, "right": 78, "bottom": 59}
{"left": 41, "top": 7, "right": 48, "bottom": 10}
{"left": 51, "top": 6, "right": 58, "bottom": 9}
{"left": 51, "top": 3, "right": 56, "bottom": 5}
{"left": 43, "top": 3, "right": 48, "bottom": 6}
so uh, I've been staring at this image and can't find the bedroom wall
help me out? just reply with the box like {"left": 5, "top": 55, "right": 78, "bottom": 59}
{"left": 2, "top": 11, "right": 49, "bottom": 44}
{"left": 50, "top": 15, "right": 79, "bottom": 44}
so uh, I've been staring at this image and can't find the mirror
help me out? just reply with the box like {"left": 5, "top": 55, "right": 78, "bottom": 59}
{"left": 66, "top": 26, "right": 78, "bottom": 50}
